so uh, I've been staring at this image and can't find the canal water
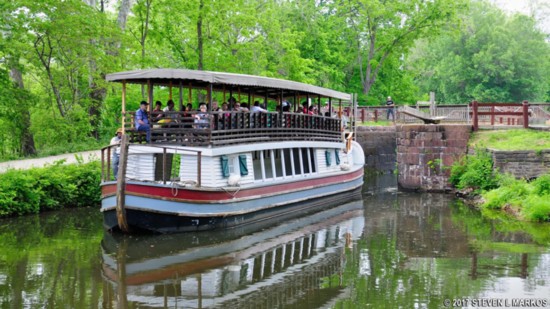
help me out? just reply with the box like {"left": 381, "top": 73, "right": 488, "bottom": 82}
{"left": 1, "top": 174, "right": 549, "bottom": 308}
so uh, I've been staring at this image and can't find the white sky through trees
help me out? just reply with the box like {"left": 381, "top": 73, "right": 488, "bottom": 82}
{"left": 492, "top": 0, "right": 550, "bottom": 33}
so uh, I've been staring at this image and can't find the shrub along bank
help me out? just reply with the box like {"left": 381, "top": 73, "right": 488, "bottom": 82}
{"left": 0, "top": 158, "right": 101, "bottom": 217}
{"left": 450, "top": 149, "right": 550, "bottom": 222}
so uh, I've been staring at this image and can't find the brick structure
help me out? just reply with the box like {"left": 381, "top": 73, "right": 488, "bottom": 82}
{"left": 491, "top": 149, "right": 550, "bottom": 179}
{"left": 396, "top": 124, "right": 471, "bottom": 192}
{"left": 355, "top": 126, "right": 397, "bottom": 173}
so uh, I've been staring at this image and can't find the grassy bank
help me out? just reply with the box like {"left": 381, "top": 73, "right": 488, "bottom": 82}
{"left": 450, "top": 129, "right": 550, "bottom": 222}
{"left": 0, "top": 158, "right": 101, "bottom": 217}
{"left": 469, "top": 129, "right": 550, "bottom": 151}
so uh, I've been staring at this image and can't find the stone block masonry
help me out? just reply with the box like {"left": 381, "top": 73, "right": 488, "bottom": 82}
{"left": 491, "top": 149, "right": 550, "bottom": 179}
{"left": 396, "top": 124, "right": 471, "bottom": 192}
{"left": 355, "top": 126, "right": 397, "bottom": 173}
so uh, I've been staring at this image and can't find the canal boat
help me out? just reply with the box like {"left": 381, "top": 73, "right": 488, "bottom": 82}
{"left": 100, "top": 69, "right": 364, "bottom": 233}
{"left": 100, "top": 199, "right": 365, "bottom": 307}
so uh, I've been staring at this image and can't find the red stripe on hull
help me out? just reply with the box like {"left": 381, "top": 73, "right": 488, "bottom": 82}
{"left": 102, "top": 169, "right": 363, "bottom": 203}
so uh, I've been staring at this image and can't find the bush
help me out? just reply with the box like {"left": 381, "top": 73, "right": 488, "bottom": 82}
{"left": 521, "top": 195, "right": 550, "bottom": 221}
{"left": 0, "top": 160, "right": 101, "bottom": 217}
{"left": 482, "top": 178, "right": 530, "bottom": 210}
{"left": 449, "top": 149, "right": 500, "bottom": 192}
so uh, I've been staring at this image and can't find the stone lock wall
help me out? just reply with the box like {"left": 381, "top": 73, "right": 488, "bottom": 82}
{"left": 396, "top": 124, "right": 471, "bottom": 192}
{"left": 355, "top": 126, "right": 397, "bottom": 173}
{"left": 491, "top": 150, "right": 550, "bottom": 179}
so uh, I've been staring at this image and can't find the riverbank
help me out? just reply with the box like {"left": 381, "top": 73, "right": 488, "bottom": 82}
{"left": 0, "top": 160, "right": 100, "bottom": 217}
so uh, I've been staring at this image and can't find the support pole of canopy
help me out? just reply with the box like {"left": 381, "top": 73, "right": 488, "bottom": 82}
{"left": 207, "top": 84, "right": 213, "bottom": 112}
{"left": 122, "top": 82, "right": 126, "bottom": 134}
{"left": 328, "top": 97, "right": 332, "bottom": 118}
{"left": 317, "top": 95, "right": 321, "bottom": 115}
{"left": 178, "top": 81, "right": 183, "bottom": 111}
{"left": 115, "top": 134, "right": 130, "bottom": 233}
{"left": 147, "top": 79, "right": 152, "bottom": 110}
{"left": 279, "top": 90, "right": 284, "bottom": 126}
{"left": 169, "top": 81, "right": 173, "bottom": 100}
{"left": 188, "top": 83, "right": 192, "bottom": 106}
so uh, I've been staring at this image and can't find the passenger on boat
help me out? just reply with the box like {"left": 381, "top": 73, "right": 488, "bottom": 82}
{"left": 182, "top": 103, "right": 193, "bottom": 129}
{"left": 251, "top": 101, "right": 268, "bottom": 113}
{"left": 218, "top": 102, "right": 230, "bottom": 129}
{"left": 160, "top": 99, "right": 178, "bottom": 125}
{"left": 110, "top": 128, "right": 122, "bottom": 180}
{"left": 212, "top": 100, "right": 219, "bottom": 111}
{"left": 194, "top": 103, "right": 210, "bottom": 129}
{"left": 233, "top": 102, "right": 241, "bottom": 112}
{"left": 301, "top": 101, "right": 309, "bottom": 114}
{"left": 135, "top": 101, "right": 151, "bottom": 142}
{"left": 152, "top": 101, "right": 163, "bottom": 122}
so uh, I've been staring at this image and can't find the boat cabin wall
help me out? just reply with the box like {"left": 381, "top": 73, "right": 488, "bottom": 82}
{"left": 179, "top": 153, "right": 255, "bottom": 187}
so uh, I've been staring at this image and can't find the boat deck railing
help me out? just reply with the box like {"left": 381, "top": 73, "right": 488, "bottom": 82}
{"left": 101, "top": 144, "right": 203, "bottom": 184}
{"left": 124, "top": 111, "right": 343, "bottom": 146}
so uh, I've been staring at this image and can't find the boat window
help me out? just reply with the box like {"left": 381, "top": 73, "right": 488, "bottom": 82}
{"left": 294, "top": 148, "right": 302, "bottom": 175}
{"left": 283, "top": 149, "right": 294, "bottom": 176}
{"left": 274, "top": 149, "right": 284, "bottom": 178}
{"left": 227, "top": 155, "right": 240, "bottom": 176}
{"left": 334, "top": 149, "right": 340, "bottom": 165}
{"left": 302, "top": 148, "right": 310, "bottom": 174}
{"left": 325, "top": 150, "right": 332, "bottom": 166}
{"left": 310, "top": 149, "right": 316, "bottom": 173}
{"left": 264, "top": 151, "right": 274, "bottom": 179}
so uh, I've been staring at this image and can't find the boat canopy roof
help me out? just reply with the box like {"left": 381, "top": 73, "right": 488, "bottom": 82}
{"left": 106, "top": 68, "right": 351, "bottom": 101}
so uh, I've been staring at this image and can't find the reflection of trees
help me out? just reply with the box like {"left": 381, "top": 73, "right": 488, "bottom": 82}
{"left": 334, "top": 191, "right": 549, "bottom": 307}
{"left": 0, "top": 208, "right": 103, "bottom": 307}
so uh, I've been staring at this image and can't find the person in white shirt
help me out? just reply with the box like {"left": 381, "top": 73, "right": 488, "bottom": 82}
{"left": 110, "top": 128, "right": 122, "bottom": 180}
{"left": 250, "top": 101, "right": 268, "bottom": 113}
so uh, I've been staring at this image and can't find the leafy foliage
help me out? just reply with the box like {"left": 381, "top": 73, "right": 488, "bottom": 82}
{"left": 449, "top": 149, "right": 500, "bottom": 192}
{"left": 407, "top": 1, "right": 550, "bottom": 103}
{"left": 0, "top": 160, "right": 101, "bottom": 217}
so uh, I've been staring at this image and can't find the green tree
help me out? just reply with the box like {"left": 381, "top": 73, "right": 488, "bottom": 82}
{"left": 407, "top": 0, "right": 550, "bottom": 103}
{"left": 338, "top": 0, "right": 466, "bottom": 102}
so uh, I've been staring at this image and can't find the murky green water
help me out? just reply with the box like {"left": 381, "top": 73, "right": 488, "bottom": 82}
{"left": 1, "top": 174, "right": 549, "bottom": 308}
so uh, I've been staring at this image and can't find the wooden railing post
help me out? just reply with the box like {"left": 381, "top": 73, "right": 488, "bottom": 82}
{"left": 490, "top": 105, "right": 495, "bottom": 126}
{"left": 115, "top": 134, "right": 130, "bottom": 233}
{"left": 374, "top": 109, "right": 378, "bottom": 122}
{"left": 523, "top": 101, "right": 529, "bottom": 129}
{"left": 472, "top": 101, "right": 479, "bottom": 131}
{"left": 361, "top": 108, "right": 365, "bottom": 122}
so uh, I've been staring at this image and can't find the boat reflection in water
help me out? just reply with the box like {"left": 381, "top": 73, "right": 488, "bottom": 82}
{"left": 101, "top": 197, "right": 365, "bottom": 308}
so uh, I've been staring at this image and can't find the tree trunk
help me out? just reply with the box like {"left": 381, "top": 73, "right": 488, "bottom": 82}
{"left": 9, "top": 67, "right": 36, "bottom": 156}
{"left": 197, "top": 0, "right": 204, "bottom": 70}
{"left": 117, "top": 0, "right": 133, "bottom": 30}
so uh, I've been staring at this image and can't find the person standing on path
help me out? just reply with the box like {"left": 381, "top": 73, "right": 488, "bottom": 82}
{"left": 110, "top": 128, "right": 122, "bottom": 180}
{"left": 386, "top": 96, "right": 395, "bottom": 122}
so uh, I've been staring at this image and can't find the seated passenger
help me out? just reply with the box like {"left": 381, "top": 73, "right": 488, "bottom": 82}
{"left": 251, "top": 101, "right": 268, "bottom": 113}
{"left": 160, "top": 99, "right": 178, "bottom": 125}
{"left": 135, "top": 101, "right": 151, "bottom": 143}
{"left": 194, "top": 103, "right": 210, "bottom": 129}
{"left": 152, "top": 101, "right": 162, "bottom": 121}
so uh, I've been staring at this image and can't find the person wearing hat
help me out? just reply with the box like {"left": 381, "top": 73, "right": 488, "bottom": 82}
{"left": 135, "top": 100, "right": 151, "bottom": 142}
{"left": 110, "top": 128, "right": 123, "bottom": 180}
{"left": 386, "top": 96, "right": 395, "bottom": 122}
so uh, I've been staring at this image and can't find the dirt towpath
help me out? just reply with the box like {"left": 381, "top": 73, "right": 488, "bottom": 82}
{"left": 0, "top": 150, "right": 101, "bottom": 173}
